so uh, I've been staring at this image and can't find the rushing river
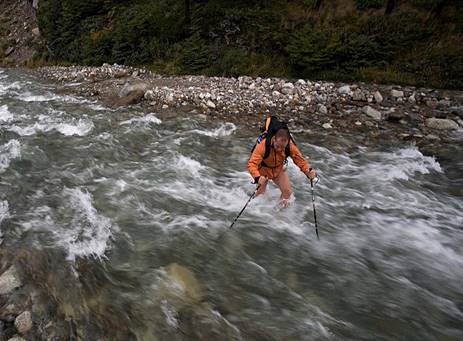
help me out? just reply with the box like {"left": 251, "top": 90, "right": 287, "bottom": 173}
{"left": 0, "top": 68, "right": 462, "bottom": 340}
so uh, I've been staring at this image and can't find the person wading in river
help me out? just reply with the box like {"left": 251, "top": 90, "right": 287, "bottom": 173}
{"left": 247, "top": 116, "right": 317, "bottom": 209}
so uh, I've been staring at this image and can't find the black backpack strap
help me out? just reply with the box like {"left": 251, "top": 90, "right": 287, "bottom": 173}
{"left": 250, "top": 131, "right": 268, "bottom": 155}
{"left": 263, "top": 137, "right": 272, "bottom": 159}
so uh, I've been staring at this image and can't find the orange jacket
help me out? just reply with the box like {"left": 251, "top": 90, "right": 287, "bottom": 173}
{"left": 247, "top": 138, "right": 310, "bottom": 180}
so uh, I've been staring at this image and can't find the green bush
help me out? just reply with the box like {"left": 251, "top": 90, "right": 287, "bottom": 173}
{"left": 209, "top": 48, "right": 251, "bottom": 76}
{"left": 38, "top": 0, "right": 183, "bottom": 64}
{"left": 409, "top": 0, "right": 441, "bottom": 10}
{"left": 355, "top": 0, "right": 384, "bottom": 10}
{"left": 175, "top": 34, "right": 212, "bottom": 73}
{"left": 360, "top": 12, "right": 432, "bottom": 55}
{"left": 285, "top": 21, "right": 388, "bottom": 78}
{"left": 35, "top": 0, "right": 463, "bottom": 89}
{"left": 302, "top": 0, "right": 319, "bottom": 9}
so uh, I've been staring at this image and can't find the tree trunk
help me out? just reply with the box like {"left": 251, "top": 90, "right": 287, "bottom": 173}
{"left": 432, "top": 0, "right": 449, "bottom": 17}
{"left": 185, "top": 0, "right": 191, "bottom": 36}
{"left": 385, "top": 0, "right": 396, "bottom": 15}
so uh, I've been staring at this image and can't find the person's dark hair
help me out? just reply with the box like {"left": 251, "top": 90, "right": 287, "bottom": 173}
{"left": 270, "top": 120, "right": 290, "bottom": 141}
{"left": 275, "top": 127, "right": 290, "bottom": 140}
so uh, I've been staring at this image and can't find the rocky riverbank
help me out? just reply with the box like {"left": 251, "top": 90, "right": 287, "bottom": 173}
{"left": 37, "top": 64, "right": 463, "bottom": 156}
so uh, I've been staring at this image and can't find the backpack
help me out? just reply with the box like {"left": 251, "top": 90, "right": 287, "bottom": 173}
{"left": 250, "top": 116, "right": 294, "bottom": 161}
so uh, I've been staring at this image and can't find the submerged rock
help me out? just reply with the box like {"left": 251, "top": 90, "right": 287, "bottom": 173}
{"left": 159, "top": 263, "right": 204, "bottom": 306}
{"left": 14, "top": 311, "right": 33, "bottom": 334}
{"left": 0, "top": 266, "right": 22, "bottom": 295}
{"left": 180, "top": 303, "right": 243, "bottom": 341}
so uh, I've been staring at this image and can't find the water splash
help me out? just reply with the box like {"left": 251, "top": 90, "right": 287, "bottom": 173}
{"left": 362, "top": 147, "right": 442, "bottom": 181}
{"left": 120, "top": 113, "right": 162, "bottom": 126}
{"left": 21, "top": 188, "right": 116, "bottom": 261}
{"left": 7, "top": 118, "right": 94, "bottom": 136}
{"left": 0, "top": 200, "right": 9, "bottom": 225}
{"left": 0, "top": 104, "right": 14, "bottom": 122}
{"left": 190, "top": 122, "right": 236, "bottom": 137}
{"left": 0, "top": 140, "right": 21, "bottom": 172}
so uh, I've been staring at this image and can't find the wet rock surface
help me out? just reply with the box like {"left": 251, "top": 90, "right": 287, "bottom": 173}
{"left": 0, "top": 266, "right": 21, "bottom": 295}
{"left": 14, "top": 311, "right": 32, "bottom": 334}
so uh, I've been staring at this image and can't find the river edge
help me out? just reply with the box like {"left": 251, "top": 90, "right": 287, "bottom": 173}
{"left": 33, "top": 64, "right": 463, "bottom": 160}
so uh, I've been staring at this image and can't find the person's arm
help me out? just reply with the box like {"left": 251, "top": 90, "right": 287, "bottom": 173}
{"left": 247, "top": 140, "right": 265, "bottom": 183}
{"left": 289, "top": 140, "right": 316, "bottom": 179}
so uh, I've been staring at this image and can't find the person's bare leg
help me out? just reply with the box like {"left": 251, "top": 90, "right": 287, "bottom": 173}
{"left": 273, "top": 170, "right": 292, "bottom": 208}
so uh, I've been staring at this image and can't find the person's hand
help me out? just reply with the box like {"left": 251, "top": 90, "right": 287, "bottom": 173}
{"left": 305, "top": 168, "right": 317, "bottom": 180}
{"left": 256, "top": 176, "right": 268, "bottom": 195}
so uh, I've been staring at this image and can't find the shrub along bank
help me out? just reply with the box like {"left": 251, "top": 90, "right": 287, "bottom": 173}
{"left": 28, "top": 0, "right": 463, "bottom": 89}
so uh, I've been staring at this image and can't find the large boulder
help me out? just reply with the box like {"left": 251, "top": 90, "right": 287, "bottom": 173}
{"left": 107, "top": 81, "right": 151, "bottom": 106}
{"left": 338, "top": 85, "right": 351, "bottom": 95}
{"left": 362, "top": 106, "right": 382, "bottom": 120}
{"left": 374, "top": 91, "right": 383, "bottom": 103}
{"left": 391, "top": 89, "right": 404, "bottom": 98}
{"left": 352, "top": 89, "right": 366, "bottom": 101}
{"left": 115, "top": 91, "right": 146, "bottom": 106}
{"left": 425, "top": 118, "right": 459, "bottom": 130}
{"left": 118, "top": 82, "right": 150, "bottom": 98}
{"left": 281, "top": 82, "right": 294, "bottom": 95}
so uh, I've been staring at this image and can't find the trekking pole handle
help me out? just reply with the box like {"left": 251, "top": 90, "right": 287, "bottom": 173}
{"left": 309, "top": 177, "right": 319, "bottom": 186}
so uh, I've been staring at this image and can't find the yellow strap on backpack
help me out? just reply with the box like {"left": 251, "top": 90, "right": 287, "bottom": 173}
{"left": 264, "top": 116, "right": 272, "bottom": 132}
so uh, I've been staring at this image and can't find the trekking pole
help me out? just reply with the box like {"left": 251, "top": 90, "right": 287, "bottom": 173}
{"left": 229, "top": 185, "right": 260, "bottom": 229}
{"left": 310, "top": 178, "right": 320, "bottom": 240}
